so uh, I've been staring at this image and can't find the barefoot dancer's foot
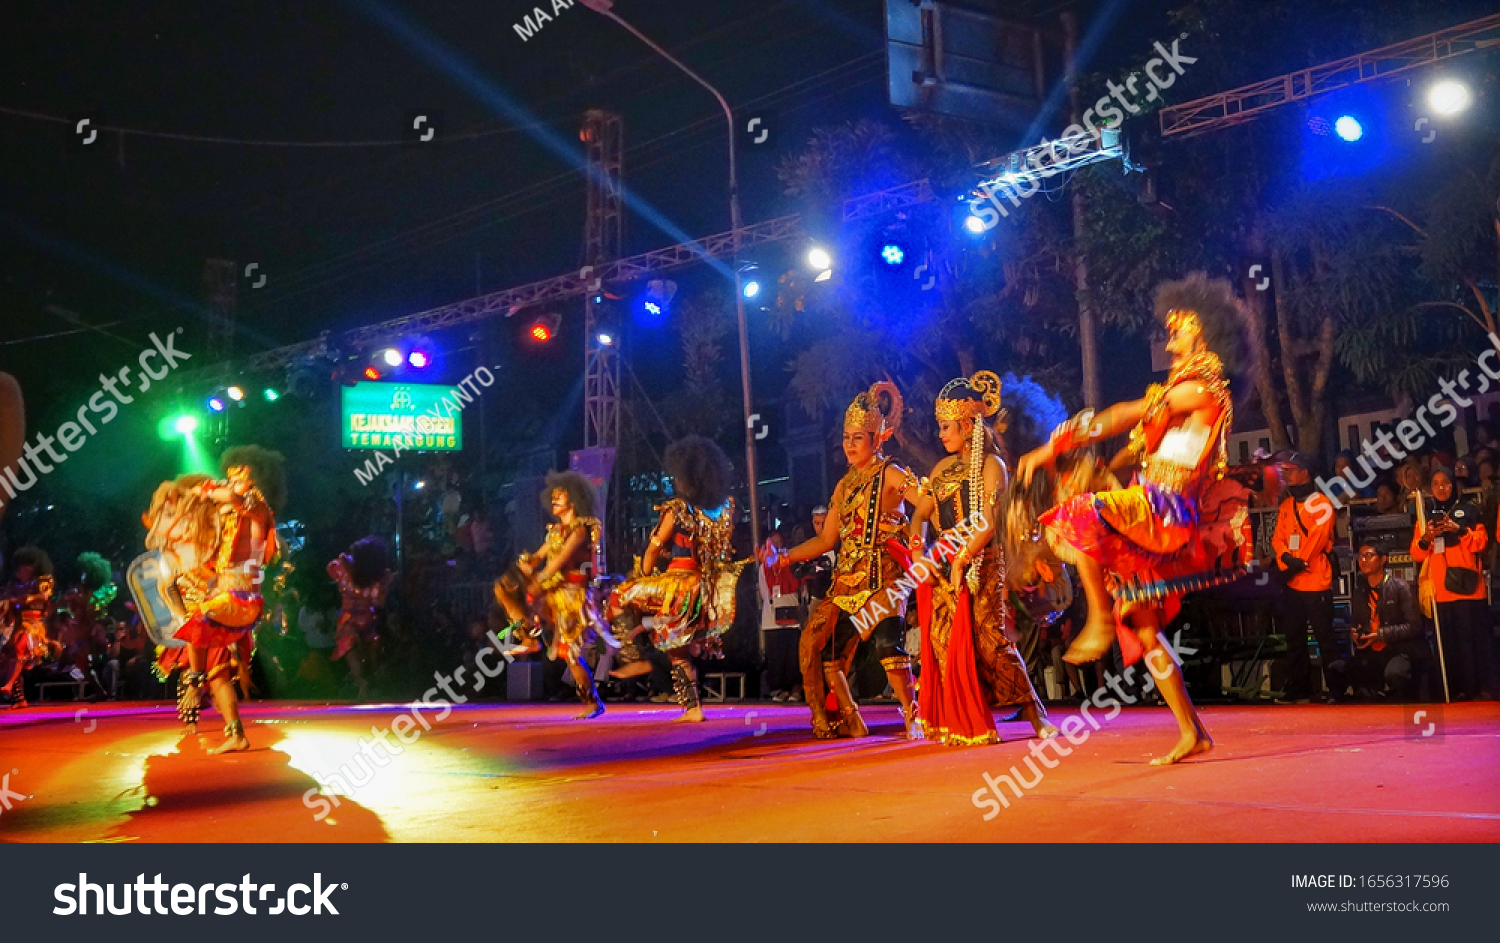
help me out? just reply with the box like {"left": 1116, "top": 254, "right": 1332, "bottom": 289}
{"left": 210, "top": 720, "right": 250, "bottom": 754}
{"left": 673, "top": 706, "right": 705, "bottom": 723}
{"left": 573, "top": 704, "right": 605, "bottom": 720}
{"left": 1020, "top": 704, "right": 1057, "bottom": 739}
{"left": 1064, "top": 615, "right": 1116, "bottom": 664}
{"left": 609, "top": 660, "right": 652, "bottom": 680}
{"left": 210, "top": 734, "right": 250, "bottom": 753}
{"left": 1150, "top": 731, "right": 1213, "bottom": 765}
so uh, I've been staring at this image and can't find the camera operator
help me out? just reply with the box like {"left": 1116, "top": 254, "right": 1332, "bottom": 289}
{"left": 1412, "top": 467, "right": 1495, "bottom": 700}
{"left": 1326, "top": 541, "right": 1428, "bottom": 701}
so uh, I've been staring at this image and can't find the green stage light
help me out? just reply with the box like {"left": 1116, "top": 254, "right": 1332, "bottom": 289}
{"left": 263, "top": 388, "right": 281, "bottom": 402}
{"left": 173, "top": 415, "right": 199, "bottom": 436}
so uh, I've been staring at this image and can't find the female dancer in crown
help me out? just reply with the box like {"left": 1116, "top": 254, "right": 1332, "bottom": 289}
{"left": 1016, "top": 274, "right": 1253, "bottom": 764}
{"left": 494, "top": 471, "right": 614, "bottom": 719}
{"left": 608, "top": 436, "right": 742, "bottom": 723}
{"left": 908, "top": 372, "right": 1055, "bottom": 744}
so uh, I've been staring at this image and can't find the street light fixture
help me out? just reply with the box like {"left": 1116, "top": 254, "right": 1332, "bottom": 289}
{"left": 581, "top": 0, "right": 763, "bottom": 554}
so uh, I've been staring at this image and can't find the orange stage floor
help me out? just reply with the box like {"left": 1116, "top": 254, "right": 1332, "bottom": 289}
{"left": 2, "top": 700, "right": 1497, "bottom": 842}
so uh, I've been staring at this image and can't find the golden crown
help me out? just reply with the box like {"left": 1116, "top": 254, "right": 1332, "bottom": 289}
{"left": 844, "top": 380, "right": 904, "bottom": 442}
{"left": 934, "top": 371, "right": 1001, "bottom": 422}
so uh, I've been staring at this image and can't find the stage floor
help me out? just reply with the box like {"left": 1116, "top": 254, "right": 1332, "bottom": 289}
{"left": 2, "top": 699, "right": 1497, "bottom": 842}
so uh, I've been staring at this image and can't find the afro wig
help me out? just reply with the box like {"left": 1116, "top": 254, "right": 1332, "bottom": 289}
{"left": 542, "top": 470, "right": 598, "bottom": 520}
{"left": 1154, "top": 272, "right": 1255, "bottom": 378}
{"left": 346, "top": 536, "right": 391, "bottom": 588}
{"left": 664, "top": 435, "right": 733, "bottom": 510}
{"left": 220, "top": 445, "right": 288, "bottom": 512}
{"left": 10, "top": 545, "right": 52, "bottom": 579}
{"left": 76, "top": 552, "right": 113, "bottom": 590}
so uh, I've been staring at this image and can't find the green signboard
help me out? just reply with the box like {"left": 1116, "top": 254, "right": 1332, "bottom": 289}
{"left": 341, "top": 382, "right": 463, "bottom": 451}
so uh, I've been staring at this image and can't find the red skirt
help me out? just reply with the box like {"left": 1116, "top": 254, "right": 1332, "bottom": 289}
{"left": 916, "top": 580, "right": 999, "bottom": 746}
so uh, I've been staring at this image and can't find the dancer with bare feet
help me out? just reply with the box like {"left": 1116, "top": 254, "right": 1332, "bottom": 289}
{"left": 151, "top": 447, "right": 285, "bottom": 754}
{"left": 1017, "top": 275, "right": 1255, "bottom": 765}
{"left": 495, "top": 472, "right": 613, "bottom": 719}
{"left": 608, "top": 437, "right": 743, "bottom": 723}
{"left": 908, "top": 372, "right": 1056, "bottom": 744}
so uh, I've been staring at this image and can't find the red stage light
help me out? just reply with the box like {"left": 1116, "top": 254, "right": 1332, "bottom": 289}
{"left": 530, "top": 324, "right": 552, "bottom": 342}
{"left": 363, "top": 366, "right": 382, "bottom": 381}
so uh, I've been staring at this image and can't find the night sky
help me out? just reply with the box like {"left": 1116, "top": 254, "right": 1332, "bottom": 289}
{"left": 2, "top": 0, "right": 1494, "bottom": 551}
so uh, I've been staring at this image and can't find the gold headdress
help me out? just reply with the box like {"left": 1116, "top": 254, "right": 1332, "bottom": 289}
{"left": 936, "top": 371, "right": 1006, "bottom": 593}
{"left": 935, "top": 370, "right": 1002, "bottom": 422}
{"left": 843, "top": 380, "right": 903, "bottom": 445}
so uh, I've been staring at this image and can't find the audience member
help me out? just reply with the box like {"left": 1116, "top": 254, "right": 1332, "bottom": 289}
{"left": 1273, "top": 452, "right": 1338, "bottom": 702}
{"left": 1412, "top": 467, "right": 1495, "bottom": 701}
{"left": 1326, "top": 541, "right": 1429, "bottom": 701}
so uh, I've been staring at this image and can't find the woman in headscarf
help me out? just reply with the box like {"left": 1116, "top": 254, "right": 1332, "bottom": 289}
{"left": 1411, "top": 467, "right": 1494, "bottom": 700}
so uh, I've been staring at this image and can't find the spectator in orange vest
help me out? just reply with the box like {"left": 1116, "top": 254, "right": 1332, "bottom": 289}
{"left": 1273, "top": 451, "right": 1338, "bottom": 702}
{"left": 1412, "top": 467, "right": 1495, "bottom": 700}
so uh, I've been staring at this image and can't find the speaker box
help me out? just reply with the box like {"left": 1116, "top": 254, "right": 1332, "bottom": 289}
{"left": 506, "top": 661, "right": 544, "bottom": 701}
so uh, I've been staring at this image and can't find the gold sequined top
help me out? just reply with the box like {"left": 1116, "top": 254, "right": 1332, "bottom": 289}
{"left": 1129, "top": 350, "right": 1231, "bottom": 494}
{"left": 830, "top": 458, "right": 914, "bottom": 614}
{"left": 537, "top": 517, "right": 602, "bottom": 591}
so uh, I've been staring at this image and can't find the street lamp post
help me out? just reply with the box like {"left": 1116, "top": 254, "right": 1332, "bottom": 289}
{"left": 580, "top": 0, "right": 763, "bottom": 557}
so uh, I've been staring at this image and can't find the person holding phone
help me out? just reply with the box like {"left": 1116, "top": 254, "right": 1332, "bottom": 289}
{"left": 1412, "top": 467, "right": 1494, "bottom": 700}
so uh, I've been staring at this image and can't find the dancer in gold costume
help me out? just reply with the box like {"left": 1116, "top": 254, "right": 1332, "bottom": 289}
{"left": 1017, "top": 275, "right": 1254, "bottom": 764}
{"left": 784, "top": 382, "right": 923, "bottom": 739}
{"left": 494, "top": 471, "right": 613, "bottom": 719}
{"left": 609, "top": 436, "right": 743, "bottom": 723}
{"left": 908, "top": 372, "right": 1055, "bottom": 745}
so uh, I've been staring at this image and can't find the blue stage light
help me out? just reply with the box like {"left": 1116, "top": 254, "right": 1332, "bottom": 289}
{"left": 742, "top": 279, "right": 761, "bottom": 300}
{"left": 643, "top": 301, "right": 662, "bottom": 317}
{"left": 963, "top": 215, "right": 988, "bottom": 234}
{"left": 881, "top": 244, "right": 905, "bottom": 266}
{"left": 407, "top": 350, "right": 430, "bottom": 369}
{"left": 207, "top": 396, "right": 226, "bottom": 413}
{"left": 1334, "top": 116, "right": 1363, "bottom": 142}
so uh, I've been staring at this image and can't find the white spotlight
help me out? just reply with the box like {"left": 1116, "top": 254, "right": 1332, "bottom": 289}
{"left": 807, "top": 246, "right": 832, "bottom": 272}
{"left": 1428, "top": 80, "right": 1472, "bottom": 116}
